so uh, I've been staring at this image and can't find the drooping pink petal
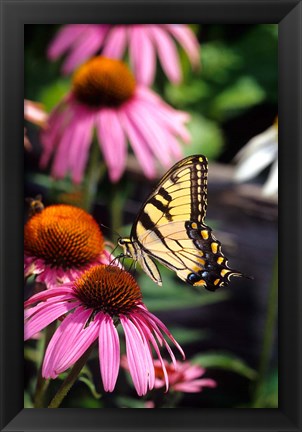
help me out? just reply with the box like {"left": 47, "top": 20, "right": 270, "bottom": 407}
{"left": 125, "top": 100, "right": 172, "bottom": 166}
{"left": 102, "top": 26, "right": 128, "bottom": 59}
{"left": 24, "top": 300, "right": 78, "bottom": 341}
{"left": 135, "top": 87, "right": 191, "bottom": 143}
{"left": 68, "top": 108, "right": 95, "bottom": 183}
{"left": 120, "top": 315, "right": 149, "bottom": 396}
{"left": 62, "top": 26, "right": 110, "bottom": 74}
{"left": 183, "top": 365, "right": 206, "bottom": 380}
{"left": 130, "top": 312, "right": 168, "bottom": 391}
{"left": 47, "top": 25, "right": 89, "bottom": 60}
{"left": 40, "top": 107, "right": 67, "bottom": 168}
{"left": 129, "top": 99, "right": 182, "bottom": 165}
{"left": 98, "top": 314, "right": 120, "bottom": 392}
{"left": 173, "top": 378, "right": 217, "bottom": 393}
{"left": 128, "top": 314, "right": 156, "bottom": 390}
{"left": 128, "top": 26, "right": 156, "bottom": 86}
{"left": 165, "top": 24, "right": 200, "bottom": 68}
{"left": 96, "top": 109, "right": 127, "bottom": 182}
{"left": 24, "top": 286, "right": 76, "bottom": 308}
{"left": 24, "top": 293, "right": 78, "bottom": 320}
{"left": 138, "top": 306, "right": 185, "bottom": 360}
{"left": 119, "top": 108, "right": 157, "bottom": 179}
{"left": 55, "top": 316, "right": 99, "bottom": 374}
{"left": 50, "top": 104, "right": 93, "bottom": 182}
{"left": 42, "top": 306, "right": 94, "bottom": 378}
{"left": 127, "top": 314, "right": 158, "bottom": 390}
{"left": 49, "top": 106, "right": 78, "bottom": 179}
{"left": 148, "top": 26, "right": 182, "bottom": 84}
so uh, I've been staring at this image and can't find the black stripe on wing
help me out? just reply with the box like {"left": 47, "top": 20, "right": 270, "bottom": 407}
{"left": 131, "top": 155, "right": 208, "bottom": 236}
{"left": 190, "top": 157, "right": 208, "bottom": 223}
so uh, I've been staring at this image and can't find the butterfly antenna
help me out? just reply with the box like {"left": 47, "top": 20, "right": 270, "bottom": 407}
{"left": 109, "top": 252, "right": 124, "bottom": 267}
{"left": 109, "top": 243, "right": 120, "bottom": 256}
{"left": 100, "top": 223, "right": 121, "bottom": 240}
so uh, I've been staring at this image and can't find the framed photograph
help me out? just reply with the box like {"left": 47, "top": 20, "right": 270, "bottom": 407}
{"left": 1, "top": 0, "right": 301, "bottom": 431}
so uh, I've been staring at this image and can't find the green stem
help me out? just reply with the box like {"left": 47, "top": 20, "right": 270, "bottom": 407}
{"left": 48, "top": 345, "right": 94, "bottom": 408}
{"left": 33, "top": 321, "right": 56, "bottom": 408}
{"left": 83, "top": 139, "right": 106, "bottom": 212}
{"left": 252, "top": 252, "right": 278, "bottom": 407}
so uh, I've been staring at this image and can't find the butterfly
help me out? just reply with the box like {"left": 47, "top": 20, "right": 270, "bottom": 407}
{"left": 118, "top": 155, "right": 245, "bottom": 291}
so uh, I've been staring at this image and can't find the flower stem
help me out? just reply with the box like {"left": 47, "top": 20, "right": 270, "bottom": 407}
{"left": 48, "top": 345, "right": 94, "bottom": 408}
{"left": 252, "top": 252, "right": 278, "bottom": 407}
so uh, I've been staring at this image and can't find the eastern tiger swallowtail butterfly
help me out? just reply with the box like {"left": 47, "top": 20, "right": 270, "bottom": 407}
{"left": 118, "top": 155, "right": 245, "bottom": 291}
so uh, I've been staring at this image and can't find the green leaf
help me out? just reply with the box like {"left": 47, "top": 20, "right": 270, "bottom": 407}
{"left": 210, "top": 76, "right": 265, "bottom": 120}
{"left": 165, "top": 80, "right": 211, "bottom": 107}
{"left": 167, "top": 326, "right": 208, "bottom": 345}
{"left": 138, "top": 269, "right": 229, "bottom": 312}
{"left": 253, "top": 369, "right": 278, "bottom": 408}
{"left": 39, "top": 78, "right": 71, "bottom": 111}
{"left": 183, "top": 112, "right": 224, "bottom": 160}
{"left": 24, "top": 391, "right": 34, "bottom": 408}
{"left": 24, "top": 347, "right": 40, "bottom": 363}
{"left": 78, "top": 376, "right": 102, "bottom": 400}
{"left": 201, "top": 42, "right": 243, "bottom": 84}
{"left": 78, "top": 365, "right": 102, "bottom": 399}
{"left": 193, "top": 352, "right": 258, "bottom": 380}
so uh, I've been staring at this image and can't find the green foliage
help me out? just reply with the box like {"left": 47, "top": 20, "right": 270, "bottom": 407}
{"left": 183, "top": 112, "right": 224, "bottom": 159}
{"left": 252, "top": 369, "right": 278, "bottom": 408}
{"left": 166, "top": 24, "right": 277, "bottom": 159}
{"left": 193, "top": 352, "right": 258, "bottom": 380}
{"left": 39, "top": 77, "right": 71, "bottom": 111}
{"left": 138, "top": 267, "right": 229, "bottom": 312}
{"left": 167, "top": 326, "right": 208, "bottom": 345}
{"left": 210, "top": 76, "right": 265, "bottom": 120}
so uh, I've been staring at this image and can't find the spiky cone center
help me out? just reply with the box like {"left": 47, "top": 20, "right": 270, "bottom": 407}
{"left": 72, "top": 57, "right": 136, "bottom": 108}
{"left": 24, "top": 205, "right": 104, "bottom": 269}
{"left": 74, "top": 265, "right": 142, "bottom": 315}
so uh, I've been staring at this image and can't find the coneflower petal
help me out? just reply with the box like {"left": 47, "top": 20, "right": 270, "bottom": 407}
{"left": 120, "top": 315, "right": 149, "bottom": 396}
{"left": 42, "top": 306, "right": 93, "bottom": 378}
{"left": 98, "top": 314, "right": 120, "bottom": 392}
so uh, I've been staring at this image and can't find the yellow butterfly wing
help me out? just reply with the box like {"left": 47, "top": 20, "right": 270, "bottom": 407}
{"left": 127, "top": 155, "right": 244, "bottom": 290}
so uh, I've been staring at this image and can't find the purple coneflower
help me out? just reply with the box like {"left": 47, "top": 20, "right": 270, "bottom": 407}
{"left": 122, "top": 357, "right": 216, "bottom": 393}
{"left": 153, "top": 359, "right": 217, "bottom": 393}
{"left": 40, "top": 56, "right": 190, "bottom": 183}
{"left": 24, "top": 265, "right": 185, "bottom": 396}
{"left": 24, "top": 204, "right": 113, "bottom": 289}
{"left": 48, "top": 24, "right": 200, "bottom": 85}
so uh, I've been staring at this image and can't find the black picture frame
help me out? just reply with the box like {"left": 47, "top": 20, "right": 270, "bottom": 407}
{"left": 1, "top": 0, "right": 301, "bottom": 431}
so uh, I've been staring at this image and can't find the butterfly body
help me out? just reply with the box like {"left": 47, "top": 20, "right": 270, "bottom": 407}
{"left": 118, "top": 155, "right": 244, "bottom": 291}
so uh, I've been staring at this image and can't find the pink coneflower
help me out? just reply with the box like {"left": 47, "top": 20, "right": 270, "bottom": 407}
{"left": 40, "top": 56, "right": 190, "bottom": 183}
{"left": 48, "top": 24, "right": 200, "bottom": 85}
{"left": 24, "top": 204, "right": 113, "bottom": 289}
{"left": 24, "top": 265, "right": 185, "bottom": 396}
{"left": 153, "top": 359, "right": 217, "bottom": 393}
